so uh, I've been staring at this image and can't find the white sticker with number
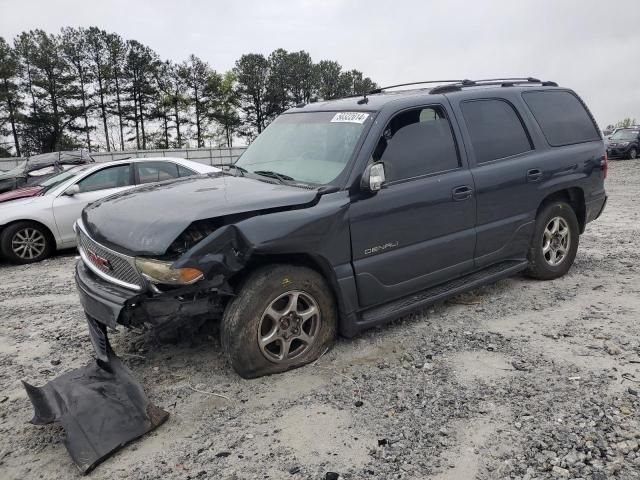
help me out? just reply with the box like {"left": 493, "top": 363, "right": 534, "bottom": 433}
{"left": 330, "top": 112, "right": 370, "bottom": 124}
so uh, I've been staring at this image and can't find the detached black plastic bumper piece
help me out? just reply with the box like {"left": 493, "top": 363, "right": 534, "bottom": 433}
{"left": 22, "top": 355, "right": 168, "bottom": 474}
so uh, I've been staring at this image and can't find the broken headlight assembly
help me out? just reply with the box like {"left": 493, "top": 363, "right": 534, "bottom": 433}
{"left": 135, "top": 257, "right": 204, "bottom": 285}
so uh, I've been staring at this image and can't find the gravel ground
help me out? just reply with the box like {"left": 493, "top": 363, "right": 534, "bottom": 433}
{"left": 1, "top": 161, "right": 639, "bottom": 480}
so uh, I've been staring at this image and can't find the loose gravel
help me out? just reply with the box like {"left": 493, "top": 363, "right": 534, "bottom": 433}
{"left": 1, "top": 161, "right": 639, "bottom": 480}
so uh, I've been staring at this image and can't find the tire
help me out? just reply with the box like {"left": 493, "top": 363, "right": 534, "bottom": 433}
{"left": 628, "top": 148, "right": 637, "bottom": 160}
{"left": 525, "top": 201, "right": 579, "bottom": 280}
{"left": 0, "top": 221, "right": 53, "bottom": 264}
{"left": 221, "top": 264, "right": 337, "bottom": 378}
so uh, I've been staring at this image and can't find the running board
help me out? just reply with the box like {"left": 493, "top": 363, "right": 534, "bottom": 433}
{"left": 357, "top": 260, "right": 528, "bottom": 330}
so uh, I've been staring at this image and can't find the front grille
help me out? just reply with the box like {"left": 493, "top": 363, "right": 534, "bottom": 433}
{"left": 76, "top": 222, "right": 145, "bottom": 290}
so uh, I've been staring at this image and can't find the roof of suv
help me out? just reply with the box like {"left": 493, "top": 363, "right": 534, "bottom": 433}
{"left": 288, "top": 79, "right": 563, "bottom": 114}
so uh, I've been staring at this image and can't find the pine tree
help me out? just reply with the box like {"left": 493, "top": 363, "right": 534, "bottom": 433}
{"left": 61, "top": 27, "right": 93, "bottom": 151}
{"left": 0, "top": 37, "right": 22, "bottom": 156}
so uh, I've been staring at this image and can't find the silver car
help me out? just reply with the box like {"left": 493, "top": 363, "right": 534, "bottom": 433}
{"left": 0, "top": 157, "right": 218, "bottom": 264}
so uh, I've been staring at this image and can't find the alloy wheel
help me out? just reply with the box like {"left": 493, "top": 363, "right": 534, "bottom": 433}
{"left": 257, "top": 290, "right": 321, "bottom": 364}
{"left": 542, "top": 216, "right": 570, "bottom": 266}
{"left": 11, "top": 228, "right": 46, "bottom": 260}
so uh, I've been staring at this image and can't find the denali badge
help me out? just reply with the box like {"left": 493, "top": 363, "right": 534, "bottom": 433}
{"left": 364, "top": 241, "right": 399, "bottom": 255}
{"left": 87, "top": 250, "right": 113, "bottom": 271}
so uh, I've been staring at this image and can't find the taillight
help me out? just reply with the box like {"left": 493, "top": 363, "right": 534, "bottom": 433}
{"left": 602, "top": 152, "right": 608, "bottom": 179}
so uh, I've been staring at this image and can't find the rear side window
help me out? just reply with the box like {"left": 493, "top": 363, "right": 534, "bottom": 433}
{"left": 136, "top": 161, "right": 179, "bottom": 185}
{"left": 461, "top": 99, "right": 532, "bottom": 164}
{"left": 177, "top": 165, "right": 197, "bottom": 177}
{"left": 522, "top": 90, "right": 600, "bottom": 146}
{"left": 373, "top": 106, "right": 460, "bottom": 182}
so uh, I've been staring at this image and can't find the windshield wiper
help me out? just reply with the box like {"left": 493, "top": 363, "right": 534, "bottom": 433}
{"left": 253, "top": 170, "right": 295, "bottom": 183}
{"left": 216, "top": 163, "right": 248, "bottom": 176}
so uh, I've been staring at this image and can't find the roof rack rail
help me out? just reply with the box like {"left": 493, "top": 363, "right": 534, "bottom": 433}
{"left": 369, "top": 80, "right": 467, "bottom": 95}
{"left": 429, "top": 77, "right": 557, "bottom": 94}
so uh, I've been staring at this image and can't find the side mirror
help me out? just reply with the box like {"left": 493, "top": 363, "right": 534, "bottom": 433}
{"left": 361, "top": 162, "right": 386, "bottom": 193}
{"left": 63, "top": 184, "right": 80, "bottom": 196}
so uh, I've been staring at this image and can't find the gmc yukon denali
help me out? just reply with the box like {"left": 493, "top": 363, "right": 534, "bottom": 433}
{"left": 74, "top": 78, "right": 607, "bottom": 378}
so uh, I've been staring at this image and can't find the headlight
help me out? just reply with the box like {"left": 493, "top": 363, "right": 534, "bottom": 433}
{"left": 135, "top": 257, "right": 203, "bottom": 285}
{"left": 620, "top": 141, "right": 629, "bottom": 146}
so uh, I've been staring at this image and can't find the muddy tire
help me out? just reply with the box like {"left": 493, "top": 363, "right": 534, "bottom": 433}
{"left": 525, "top": 201, "right": 579, "bottom": 280}
{"left": 0, "top": 221, "right": 53, "bottom": 264}
{"left": 221, "top": 265, "right": 337, "bottom": 379}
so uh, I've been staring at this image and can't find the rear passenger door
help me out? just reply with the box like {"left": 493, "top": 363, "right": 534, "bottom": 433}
{"left": 453, "top": 97, "right": 538, "bottom": 268}
{"left": 349, "top": 105, "right": 477, "bottom": 307}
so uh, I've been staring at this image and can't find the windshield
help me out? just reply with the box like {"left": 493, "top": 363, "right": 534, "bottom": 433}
{"left": 235, "top": 111, "right": 371, "bottom": 185}
{"left": 611, "top": 129, "right": 639, "bottom": 141}
{"left": 38, "top": 165, "right": 89, "bottom": 190}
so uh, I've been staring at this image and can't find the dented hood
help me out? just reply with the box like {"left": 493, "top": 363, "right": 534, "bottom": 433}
{"left": 82, "top": 173, "right": 319, "bottom": 255}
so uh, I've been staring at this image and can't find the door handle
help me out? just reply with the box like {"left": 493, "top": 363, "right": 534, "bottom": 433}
{"left": 452, "top": 185, "right": 473, "bottom": 201}
{"left": 526, "top": 168, "right": 543, "bottom": 182}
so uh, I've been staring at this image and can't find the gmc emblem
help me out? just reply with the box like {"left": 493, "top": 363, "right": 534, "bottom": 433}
{"left": 87, "top": 250, "right": 113, "bottom": 271}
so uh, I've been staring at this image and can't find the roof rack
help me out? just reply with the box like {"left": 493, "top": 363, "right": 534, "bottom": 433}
{"left": 429, "top": 77, "right": 558, "bottom": 94}
{"left": 368, "top": 77, "right": 557, "bottom": 96}
{"left": 369, "top": 80, "right": 467, "bottom": 95}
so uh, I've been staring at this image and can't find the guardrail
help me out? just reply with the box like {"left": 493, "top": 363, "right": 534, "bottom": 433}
{"left": 0, "top": 147, "right": 247, "bottom": 171}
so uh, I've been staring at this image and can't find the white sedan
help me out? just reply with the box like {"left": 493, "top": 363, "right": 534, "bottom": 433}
{"left": 0, "top": 157, "right": 218, "bottom": 264}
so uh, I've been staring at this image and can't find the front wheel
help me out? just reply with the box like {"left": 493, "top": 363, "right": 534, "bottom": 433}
{"left": 0, "top": 221, "right": 53, "bottom": 264}
{"left": 525, "top": 201, "right": 579, "bottom": 280}
{"left": 628, "top": 148, "right": 637, "bottom": 160}
{"left": 221, "top": 265, "right": 337, "bottom": 378}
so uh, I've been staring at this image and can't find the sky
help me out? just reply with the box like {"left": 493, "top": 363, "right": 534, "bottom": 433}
{"left": 1, "top": 0, "right": 638, "bottom": 128}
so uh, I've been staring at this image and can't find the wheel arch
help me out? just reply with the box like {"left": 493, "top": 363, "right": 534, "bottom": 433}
{"left": 537, "top": 187, "right": 586, "bottom": 233}
{"left": 228, "top": 252, "right": 347, "bottom": 321}
{"left": 0, "top": 219, "right": 58, "bottom": 248}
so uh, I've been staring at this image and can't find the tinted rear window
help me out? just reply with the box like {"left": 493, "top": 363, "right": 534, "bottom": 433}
{"left": 461, "top": 99, "right": 532, "bottom": 164}
{"left": 522, "top": 90, "right": 600, "bottom": 146}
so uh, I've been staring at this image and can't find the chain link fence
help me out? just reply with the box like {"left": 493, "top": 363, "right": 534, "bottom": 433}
{"left": 0, "top": 147, "right": 247, "bottom": 172}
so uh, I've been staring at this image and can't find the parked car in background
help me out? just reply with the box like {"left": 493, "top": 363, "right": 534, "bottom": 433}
{"left": 0, "top": 157, "right": 218, "bottom": 263}
{"left": 606, "top": 128, "right": 640, "bottom": 159}
{"left": 73, "top": 78, "right": 607, "bottom": 379}
{"left": 0, "top": 151, "right": 94, "bottom": 194}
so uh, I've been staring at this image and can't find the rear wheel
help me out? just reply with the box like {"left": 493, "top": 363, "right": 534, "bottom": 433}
{"left": 221, "top": 265, "right": 337, "bottom": 378}
{"left": 628, "top": 148, "right": 637, "bottom": 160}
{"left": 0, "top": 221, "right": 53, "bottom": 264}
{"left": 525, "top": 201, "right": 579, "bottom": 280}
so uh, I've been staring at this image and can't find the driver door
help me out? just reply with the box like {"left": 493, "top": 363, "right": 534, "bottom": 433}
{"left": 349, "top": 106, "right": 477, "bottom": 308}
{"left": 52, "top": 163, "right": 134, "bottom": 245}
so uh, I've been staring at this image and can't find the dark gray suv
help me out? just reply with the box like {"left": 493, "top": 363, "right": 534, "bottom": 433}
{"left": 74, "top": 77, "right": 607, "bottom": 378}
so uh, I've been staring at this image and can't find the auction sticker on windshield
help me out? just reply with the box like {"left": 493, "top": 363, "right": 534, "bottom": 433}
{"left": 331, "top": 112, "right": 370, "bottom": 124}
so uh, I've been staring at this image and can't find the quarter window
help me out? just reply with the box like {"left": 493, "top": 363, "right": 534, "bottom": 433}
{"left": 136, "top": 161, "right": 180, "bottom": 185}
{"left": 373, "top": 106, "right": 460, "bottom": 182}
{"left": 177, "top": 165, "right": 197, "bottom": 177}
{"left": 77, "top": 165, "right": 132, "bottom": 193}
{"left": 522, "top": 90, "right": 600, "bottom": 146}
{"left": 461, "top": 99, "right": 532, "bottom": 164}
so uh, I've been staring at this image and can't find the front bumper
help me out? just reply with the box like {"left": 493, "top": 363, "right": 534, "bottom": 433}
{"left": 76, "top": 260, "right": 137, "bottom": 330}
{"left": 76, "top": 259, "right": 228, "bottom": 360}
{"left": 607, "top": 146, "right": 631, "bottom": 158}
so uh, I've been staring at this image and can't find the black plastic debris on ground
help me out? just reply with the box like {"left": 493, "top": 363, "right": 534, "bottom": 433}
{"left": 22, "top": 354, "right": 168, "bottom": 474}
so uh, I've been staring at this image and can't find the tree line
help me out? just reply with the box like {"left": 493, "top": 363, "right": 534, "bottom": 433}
{"left": 0, "top": 27, "right": 377, "bottom": 157}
